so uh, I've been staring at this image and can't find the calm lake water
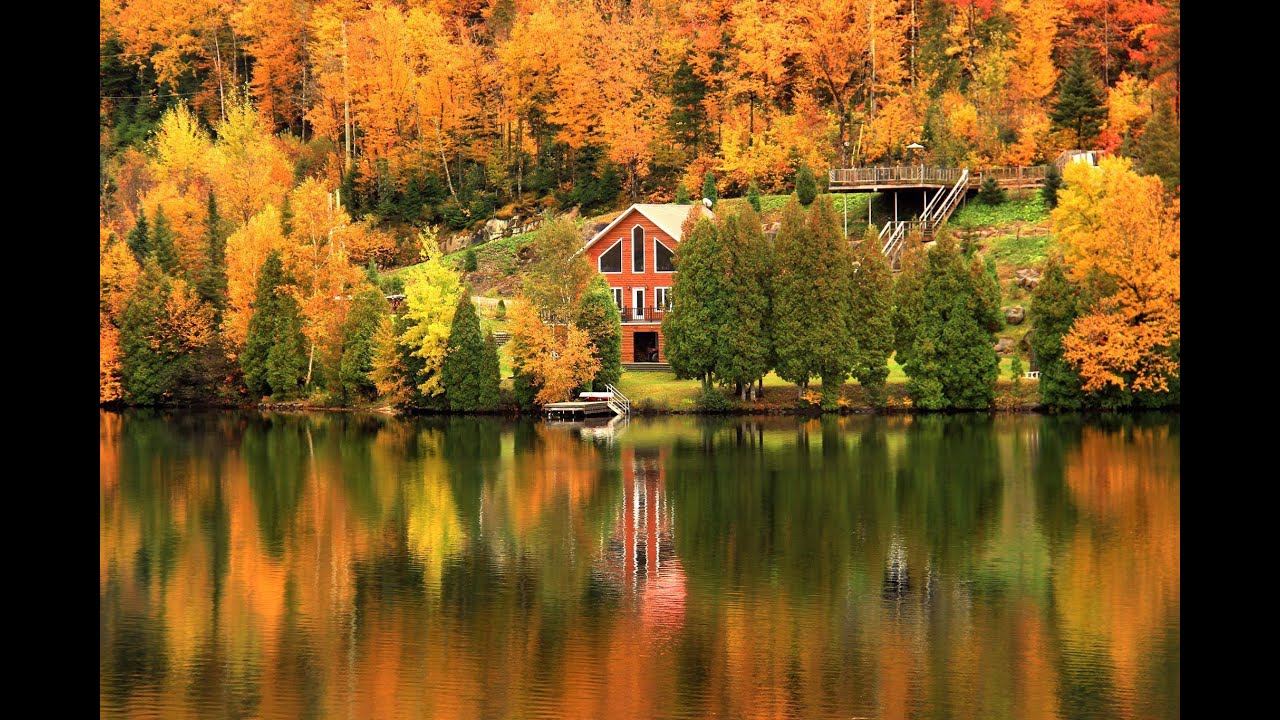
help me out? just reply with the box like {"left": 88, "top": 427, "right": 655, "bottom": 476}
{"left": 100, "top": 410, "right": 1179, "bottom": 719}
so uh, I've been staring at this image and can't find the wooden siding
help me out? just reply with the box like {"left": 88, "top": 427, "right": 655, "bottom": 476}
{"left": 586, "top": 207, "right": 682, "bottom": 361}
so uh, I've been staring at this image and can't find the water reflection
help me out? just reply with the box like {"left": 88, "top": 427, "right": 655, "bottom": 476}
{"left": 100, "top": 411, "right": 1179, "bottom": 719}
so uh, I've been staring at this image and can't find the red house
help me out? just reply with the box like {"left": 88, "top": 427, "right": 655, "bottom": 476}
{"left": 579, "top": 203, "right": 713, "bottom": 364}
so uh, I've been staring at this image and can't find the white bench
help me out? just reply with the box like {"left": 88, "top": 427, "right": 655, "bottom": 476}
{"left": 579, "top": 392, "right": 614, "bottom": 400}
{"left": 1024, "top": 371, "right": 1040, "bottom": 379}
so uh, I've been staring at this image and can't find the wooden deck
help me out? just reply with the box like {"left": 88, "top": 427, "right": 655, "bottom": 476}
{"left": 829, "top": 164, "right": 1049, "bottom": 192}
{"left": 543, "top": 400, "right": 615, "bottom": 419}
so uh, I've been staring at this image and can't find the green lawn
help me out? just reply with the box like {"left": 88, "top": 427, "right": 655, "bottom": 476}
{"left": 951, "top": 194, "right": 1049, "bottom": 229}
{"left": 983, "top": 232, "right": 1053, "bottom": 269}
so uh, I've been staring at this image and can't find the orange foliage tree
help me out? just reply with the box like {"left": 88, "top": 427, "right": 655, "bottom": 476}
{"left": 1053, "top": 157, "right": 1179, "bottom": 393}
{"left": 508, "top": 300, "right": 600, "bottom": 405}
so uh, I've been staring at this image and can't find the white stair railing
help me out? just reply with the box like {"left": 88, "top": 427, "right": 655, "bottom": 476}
{"left": 605, "top": 383, "right": 631, "bottom": 416}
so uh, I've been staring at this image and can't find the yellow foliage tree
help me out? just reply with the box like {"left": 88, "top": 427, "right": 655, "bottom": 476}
{"left": 398, "top": 227, "right": 463, "bottom": 397}
{"left": 1053, "top": 157, "right": 1180, "bottom": 393}
{"left": 208, "top": 92, "right": 294, "bottom": 225}
{"left": 223, "top": 204, "right": 287, "bottom": 350}
{"left": 508, "top": 299, "right": 600, "bottom": 405}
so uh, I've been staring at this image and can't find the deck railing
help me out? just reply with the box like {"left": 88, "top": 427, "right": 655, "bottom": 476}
{"left": 619, "top": 306, "right": 669, "bottom": 323}
{"left": 830, "top": 164, "right": 1052, "bottom": 189}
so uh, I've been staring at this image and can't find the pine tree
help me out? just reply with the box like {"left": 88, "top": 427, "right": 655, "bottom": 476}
{"left": 464, "top": 248, "right": 479, "bottom": 272}
{"left": 1041, "top": 165, "right": 1063, "bottom": 208}
{"left": 893, "top": 233, "right": 1000, "bottom": 409}
{"left": 198, "top": 191, "right": 229, "bottom": 315}
{"left": 337, "top": 287, "right": 390, "bottom": 404}
{"left": 441, "top": 294, "right": 501, "bottom": 411}
{"left": 701, "top": 171, "right": 718, "bottom": 207}
{"left": 771, "top": 196, "right": 852, "bottom": 405}
{"left": 119, "top": 259, "right": 176, "bottom": 404}
{"left": 746, "top": 181, "right": 762, "bottom": 212}
{"left": 977, "top": 175, "right": 1007, "bottom": 205}
{"left": 1052, "top": 50, "right": 1107, "bottom": 146}
{"left": 714, "top": 205, "right": 772, "bottom": 400}
{"left": 280, "top": 193, "right": 294, "bottom": 237}
{"left": 241, "top": 251, "right": 307, "bottom": 399}
{"left": 575, "top": 276, "right": 623, "bottom": 391}
{"left": 127, "top": 205, "right": 150, "bottom": 261}
{"left": 150, "top": 205, "right": 178, "bottom": 274}
{"left": 1138, "top": 98, "right": 1180, "bottom": 191}
{"left": 675, "top": 184, "right": 691, "bottom": 204}
{"left": 795, "top": 164, "right": 818, "bottom": 206}
{"left": 662, "top": 216, "right": 720, "bottom": 389}
{"left": 1029, "top": 257, "right": 1085, "bottom": 409}
{"left": 850, "top": 228, "right": 894, "bottom": 405}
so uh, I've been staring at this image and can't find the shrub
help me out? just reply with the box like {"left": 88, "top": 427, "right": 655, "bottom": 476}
{"left": 795, "top": 164, "right": 817, "bottom": 206}
{"left": 695, "top": 386, "right": 734, "bottom": 412}
{"left": 464, "top": 248, "right": 478, "bottom": 272}
{"left": 977, "top": 175, "right": 1007, "bottom": 205}
{"left": 495, "top": 298, "right": 507, "bottom": 319}
{"left": 1041, "top": 165, "right": 1062, "bottom": 208}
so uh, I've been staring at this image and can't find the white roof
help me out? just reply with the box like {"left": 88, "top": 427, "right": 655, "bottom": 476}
{"left": 580, "top": 203, "right": 713, "bottom": 253}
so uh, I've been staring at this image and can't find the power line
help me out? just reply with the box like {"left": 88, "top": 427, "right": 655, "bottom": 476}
{"left": 100, "top": 90, "right": 203, "bottom": 100}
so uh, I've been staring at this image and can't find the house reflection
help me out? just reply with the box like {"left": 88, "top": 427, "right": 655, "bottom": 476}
{"left": 600, "top": 446, "right": 686, "bottom": 635}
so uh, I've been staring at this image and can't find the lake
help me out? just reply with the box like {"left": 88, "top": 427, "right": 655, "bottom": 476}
{"left": 100, "top": 410, "right": 1179, "bottom": 719}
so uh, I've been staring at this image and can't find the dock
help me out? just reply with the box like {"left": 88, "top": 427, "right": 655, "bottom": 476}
{"left": 543, "top": 384, "right": 632, "bottom": 420}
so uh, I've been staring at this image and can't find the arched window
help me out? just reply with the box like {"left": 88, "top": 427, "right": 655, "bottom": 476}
{"left": 632, "top": 226, "right": 645, "bottom": 272}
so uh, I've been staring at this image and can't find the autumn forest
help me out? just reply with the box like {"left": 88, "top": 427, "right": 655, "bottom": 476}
{"left": 99, "top": 0, "right": 1180, "bottom": 410}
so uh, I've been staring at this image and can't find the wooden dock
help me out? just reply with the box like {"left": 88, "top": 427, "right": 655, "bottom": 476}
{"left": 544, "top": 401, "right": 615, "bottom": 419}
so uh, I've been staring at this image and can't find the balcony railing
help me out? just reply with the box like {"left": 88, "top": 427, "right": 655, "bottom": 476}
{"left": 619, "top": 306, "right": 669, "bottom": 323}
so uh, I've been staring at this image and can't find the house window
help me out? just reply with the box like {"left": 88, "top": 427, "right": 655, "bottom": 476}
{"left": 655, "top": 239, "right": 675, "bottom": 273}
{"left": 655, "top": 287, "right": 672, "bottom": 311}
{"left": 632, "top": 226, "right": 645, "bottom": 273}
{"left": 599, "top": 240, "right": 622, "bottom": 273}
{"left": 632, "top": 288, "right": 645, "bottom": 320}
{"left": 610, "top": 287, "right": 623, "bottom": 308}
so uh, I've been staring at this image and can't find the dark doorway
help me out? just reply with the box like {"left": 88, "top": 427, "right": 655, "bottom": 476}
{"left": 634, "top": 332, "right": 659, "bottom": 362}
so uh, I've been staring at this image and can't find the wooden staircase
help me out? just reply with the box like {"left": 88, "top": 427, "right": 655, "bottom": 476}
{"left": 622, "top": 362, "right": 672, "bottom": 371}
{"left": 920, "top": 168, "right": 969, "bottom": 240}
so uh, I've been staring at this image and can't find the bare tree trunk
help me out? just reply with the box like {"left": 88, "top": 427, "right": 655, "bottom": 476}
{"left": 213, "top": 31, "right": 226, "bottom": 122}
{"left": 305, "top": 343, "right": 315, "bottom": 387}
{"left": 343, "top": 21, "right": 351, "bottom": 167}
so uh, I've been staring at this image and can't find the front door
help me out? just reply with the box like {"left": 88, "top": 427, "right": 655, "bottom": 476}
{"left": 632, "top": 288, "right": 645, "bottom": 320}
{"left": 633, "top": 331, "right": 658, "bottom": 362}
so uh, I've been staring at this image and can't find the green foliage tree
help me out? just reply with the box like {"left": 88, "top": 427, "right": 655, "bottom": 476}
{"left": 119, "top": 260, "right": 176, "bottom": 404}
{"left": 441, "top": 294, "right": 500, "bottom": 411}
{"left": 850, "top": 228, "right": 895, "bottom": 405}
{"left": 1138, "top": 98, "right": 1180, "bottom": 191}
{"left": 675, "top": 183, "right": 691, "bottom": 204}
{"left": 496, "top": 298, "right": 507, "bottom": 318}
{"left": 1051, "top": 49, "right": 1107, "bottom": 146}
{"left": 198, "top": 191, "right": 229, "bottom": 315}
{"left": 523, "top": 215, "right": 593, "bottom": 321}
{"left": 399, "top": 229, "right": 464, "bottom": 400}
{"left": 336, "top": 286, "right": 390, "bottom": 404}
{"left": 127, "top": 205, "right": 150, "bottom": 261}
{"left": 892, "top": 233, "right": 1000, "bottom": 409}
{"left": 150, "top": 205, "right": 178, "bottom": 274}
{"left": 662, "top": 216, "right": 720, "bottom": 389}
{"left": 977, "top": 175, "right": 1007, "bottom": 205}
{"left": 464, "top": 248, "right": 479, "bottom": 272}
{"left": 575, "top": 276, "right": 623, "bottom": 391}
{"left": 702, "top": 171, "right": 718, "bottom": 207}
{"left": 746, "top": 181, "right": 762, "bottom": 212}
{"left": 1028, "top": 258, "right": 1086, "bottom": 408}
{"left": 241, "top": 251, "right": 307, "bottom": 399}
{"left": 772, "top": 196, "right": 853, "bottom": 406}
{"left": 795, "top": 164, "right": 817, "bottom": 207}
{"left": 1041, "top": 165, "right": 1063, "bottom": 208}
{"left": 714, "top": 205, "right": 772, "bottom": 400}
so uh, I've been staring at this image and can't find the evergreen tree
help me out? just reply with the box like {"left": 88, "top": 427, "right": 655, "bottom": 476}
{"left": 675, "top": 184, "right": 691, "bottom": 204}
{"left": 280, "top": 193, "right": 294, "bottom": 237}
{"left": 150, "top": 205, "right": 178, "bottom": 274}
{"left": 495, "top": 298, "right": 507, "bottom": 319}
{"left": 701, "top": 171, "right": 718, "bottom": 207}
{"left": 198, "top": 191, "right": 229, "bottom": 315}
{"left": 714, "top": 205, "right": 772, "bottom": 400}
{"left": 241, "top": 251, "right": 308, "bottom": 399}
{"left": 1029, "top": 258, "right": 1086, "bottom": 409}
{"left": 850, "top": 228, "right": 895, "bottom": 405}
{"left": 441, "top": 294, "right": 501, "bottom": 411}
{"left": 795, "top": 164, "right": 818, "bottom": 206}
{"left": 1138, "top": 98, "right": 1180, "bottom": 191}
{"left": 337, "top": 287, "right": 390, "bottom": 404}
{"left": 119, "top": 260, "right": 176, "bottom": 404}
{"left": 662, "top": 216, "right": 721, "bottom": 389}
{"left": 773, "top": 196, "right": 853, "bottom": 405}
{"left": 464, "top": 248, "right": 479, "bottom": 272}
{"left": 575, "top": 276, "right": 623, "bottom": 391}
{"left": 746, "top": 181, "right": 762, "bottom": 212}
{"left": 892, "top": 233, "right": 1000, "bottom": 409}
{"left": 127, "top": 205, "right": 150, "bottom": 261}
{"left": 1051, "top": 50, "right": 1107, "bottom": 146}
{"left": 977, "top": 175, "right": 1007, "bottom": 205}
{"left": 1041, "top": 165, "right": 1063, "bottom": 208}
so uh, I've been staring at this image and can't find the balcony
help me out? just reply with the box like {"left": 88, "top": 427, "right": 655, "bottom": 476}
{"left": 619, "top": 306, "right": 668, "bottom": 323}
